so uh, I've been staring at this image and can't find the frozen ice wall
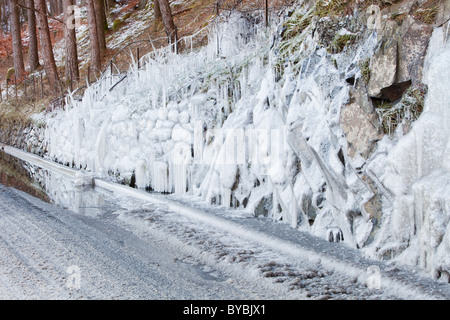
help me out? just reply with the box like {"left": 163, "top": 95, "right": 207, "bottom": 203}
{"left": 44, "top": 8, "right": 449, "bottom": 278}
{"left": 364, "top": 28, "right": 450, "bottom": 280}
{"left": 45, "top": 13, "right": 268, "bottom": 196}
{"left": 45, "top": 12, "right": 378, "bottom": 248}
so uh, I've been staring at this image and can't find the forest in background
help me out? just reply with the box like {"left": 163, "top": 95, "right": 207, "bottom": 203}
{"left": 0, "top": 0, "right": 291, "bottom": 106}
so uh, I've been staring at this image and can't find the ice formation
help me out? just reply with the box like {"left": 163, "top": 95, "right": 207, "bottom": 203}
{"left": 364, "top": 28, "right": 450, "bottom": 279}
{"left": 44, "top": 10, "right": 450, "bottom": 278}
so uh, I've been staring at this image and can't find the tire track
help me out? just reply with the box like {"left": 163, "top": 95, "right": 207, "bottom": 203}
{"left": 0, "top": 185, "right": 253, "bottom": 299}
{"left": 0, "top": 188, "right": 164, "bottom": 299}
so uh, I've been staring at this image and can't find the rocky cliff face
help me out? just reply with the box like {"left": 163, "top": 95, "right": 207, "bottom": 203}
{"left": 196, "top": 0, "right": 450, "bottom": 279}
{"left": 275, "top": 0, "right": 450, "bottom": 280}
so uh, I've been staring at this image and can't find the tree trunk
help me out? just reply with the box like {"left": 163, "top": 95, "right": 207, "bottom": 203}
{"left": 105, "top": 0, "right": 114, "bottom": 12}
{"left": 63, "top": 0, "right": 79, "bottom": 84}
{"left": 154, "top": 0, "right": 161, "bottom": 21}
{"left": 153, "top": 0, "right": 161, "bottom": 30}
{"left": 93, "top": 0, "right": 106, "bottom": 53}
{"left": 26, "top": 0, "right": 40, "bottom": 72}
{"left": 57, "top": 0, "right": 64, "bottom": 15}
{"left": 0, "top": 0, "right": 7, "bottom": 33}
{"left": 157, "top": 0, "right": 177, "bottom": 46}
{"left": 139, "top": 0, "right": 148, "bottom": 10}
{"left": 86, "top": 0, "right": 101, "bottom": 75}
{"left": 9, "top": 0, "right": 25, "bottom": 78}
{"left": 34, "top": 0, "right": 60, "bottom": 94}
{"left": 48, "top": 0, "right": 56, "bottom": 16}
{"left": 101, "top": 0, "right": 109, "bottom": 31}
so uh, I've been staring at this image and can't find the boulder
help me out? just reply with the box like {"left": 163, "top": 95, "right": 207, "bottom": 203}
{"left": 368, "top": 12, "right": 434, "bottom": 101}
{"left": 396, "top": 16, "right": 433, "bottom": 85}
{"left": 436, "top": 0, "right": 450, "bottom": 26}
{"left": 368, "top": 39, "right": 398, "bottom": 99}
{"left": 351, "top": 84, "right": 374, "bottom": 115}
{"left": 340, "top": 102, "right": 382, "bottom": 159}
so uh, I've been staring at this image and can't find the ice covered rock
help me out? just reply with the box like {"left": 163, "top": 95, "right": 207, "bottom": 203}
{"left": 340, "top": 102, "right": 382, "bottom": 159}
{"left": 396, "top": 18, "right": 433, "bottom": 85}
{"left": 368, "top": 39, "right": 398, "bottom": 99}
{"left": 171, "top": 124, "right": 192, "bottom": 143}
{"left": 135, "top": 159, "right": 149, "bottom": 189}
{"left": 179, "top": 110, "right": 190, "bottom": 124}
{"left": 158, "top": 107, "right": 168, "bottom": 120}
{"left": 168, "top": 109, "right": 179, "bottom": 123}
{"left": 42, "top": 6, "right": 449, "bottom": 278}
{"left": 366, "top": 27, "right": 450, "bottom": 278}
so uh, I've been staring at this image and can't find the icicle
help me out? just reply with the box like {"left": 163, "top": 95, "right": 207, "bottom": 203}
{"left": 223, "top": 188, "right": 231, "bottom": 208}
{"left": 173, "top": 161, "right": 188, "bottom": 194}
{"left": 153, "top": 161, "right": 169, "bottom": 193}
{"left": 135, "top": 160, "right": 148, "bottom": 189}
{"left": 445, "top": 22, "right": 450, "bottom": 44}
{"left": 289, "top": 187, "right": 298, "bottom": 229}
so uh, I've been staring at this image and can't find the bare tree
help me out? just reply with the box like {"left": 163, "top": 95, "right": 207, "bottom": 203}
{"left": 157, "top": 0, "right": 177, "bottom": 47}
{"left": 34, "top": 0, "right": 60, "bottom": 93}
{"left": 63, "top": 0, "right": 79, "bottom": 85}
{"left": 100, "top": 0, "right": 108, "bottom": 31}
{"left": 47, "top": 0, "right": 63, "bottom": 15}
{"left": 48, "top": 0, "right": 56, "bottom": 15}
{"left": 104, "top": 0, "right": 114, "bottom": 12}
{"left": 26, "top": 0, "right": 40, "bottom": 72}
{"left": 9, "top": 0, "right": 25, "bottom": 78}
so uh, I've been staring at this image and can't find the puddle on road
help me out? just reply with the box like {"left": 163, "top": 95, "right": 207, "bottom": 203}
{"left": 0, "top": 149, "right": 50, "bottom": 203}
{"left": 0, "top": 149, "right": 121, "bottom": 217}
{"left": 0, "top": 149, "right": 230, "bottom": 287}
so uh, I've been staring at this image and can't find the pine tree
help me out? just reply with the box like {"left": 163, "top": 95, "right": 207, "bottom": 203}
{"left": 157, "top": 0, "right": 177, "bottom": 47}
{"left": 26, "top": 0, "right": 40, "bottom": 72}
{"left": 9, "top": 0, "right": 25, "bottom": 78}
{"left": 86, "top": 0, "right": 101, "bottom": 75}
{"left": 63, "top": 0, "right": 79, "bottom": 85}
{"left": 93, "top": 0, "right": 106, "bottom": 54}
{"left": 34, "top": 0, "right": 60, "bottom": 94}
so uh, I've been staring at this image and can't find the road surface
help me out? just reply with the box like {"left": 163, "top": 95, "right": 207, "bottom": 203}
{"left": 0, "top": 183, "right": 268, "bottom": 299}
{"left": 1, "top": 144, "right": 449, "bottom": 300}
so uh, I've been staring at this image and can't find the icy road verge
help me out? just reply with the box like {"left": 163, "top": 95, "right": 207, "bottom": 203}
{"left": 1, "top": 144, "right": 449, "bottom": 299}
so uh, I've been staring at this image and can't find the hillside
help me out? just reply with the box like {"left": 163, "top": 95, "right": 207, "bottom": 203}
{"left": 0, "top": 0, "right": 293, "bottom": 129}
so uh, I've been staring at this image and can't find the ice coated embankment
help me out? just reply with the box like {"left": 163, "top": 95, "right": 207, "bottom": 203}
{"left": 43, "top": 12, "right": 450, "bottom": 280}
{"left": 364, "top": 28, "right": 450, "bottom": 279}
